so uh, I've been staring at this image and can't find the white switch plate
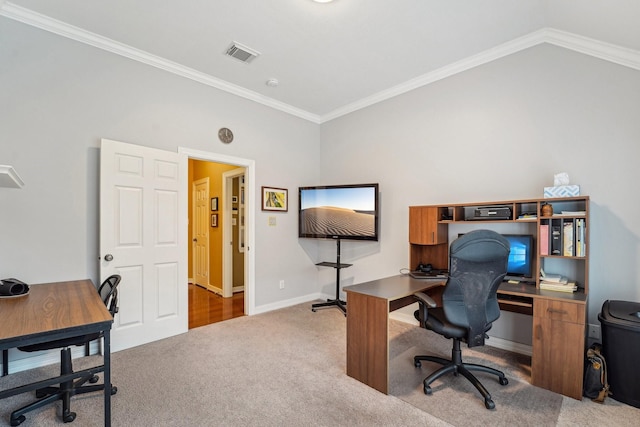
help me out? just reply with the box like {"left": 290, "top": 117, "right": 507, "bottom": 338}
{"left": 268, "top": 216, "right": 276, "bottom": 226}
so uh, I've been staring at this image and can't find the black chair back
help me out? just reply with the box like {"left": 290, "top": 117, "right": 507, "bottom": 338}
{"left": 98, "top": 274, "right": 121, "bottom": 316}
{"left": 442, "top": 230, "right": 510, "bottom": 347}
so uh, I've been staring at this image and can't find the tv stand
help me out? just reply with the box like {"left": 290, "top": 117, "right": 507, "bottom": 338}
{"left": 312, "top": 239, "right": 352, "bottom": 316}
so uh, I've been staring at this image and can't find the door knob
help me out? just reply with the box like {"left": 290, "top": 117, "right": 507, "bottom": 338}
{"left": 104, "top": 254, "right": 114, "bottom": 262}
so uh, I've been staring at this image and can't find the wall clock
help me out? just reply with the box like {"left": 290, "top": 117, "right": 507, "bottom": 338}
{"left": 218, "top": 127, "right": 234, "bottom": 144}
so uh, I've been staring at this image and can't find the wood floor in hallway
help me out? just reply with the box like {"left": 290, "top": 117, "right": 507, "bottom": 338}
{"left": 188, "top": 284, "right": 245, "bottom": 329}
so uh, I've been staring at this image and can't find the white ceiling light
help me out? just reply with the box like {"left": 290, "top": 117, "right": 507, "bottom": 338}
{"left": 312, "top": 0, "right": 335, "bottom": 3}
{"left": 266, "top": 78, "right": 279, "bottom": 87}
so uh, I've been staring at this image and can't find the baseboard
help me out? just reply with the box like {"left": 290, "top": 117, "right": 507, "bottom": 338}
{"left": 390, "top": 312, "right": 532, "bottom": 356}
{"left": 253, "top": 293, "right": 327, "bottom": 315}
{"left": 2, "top": 341, "right": 101, "bottom": 375}
{"left": 484, "top": 335, "right": 532, "bottom": 356}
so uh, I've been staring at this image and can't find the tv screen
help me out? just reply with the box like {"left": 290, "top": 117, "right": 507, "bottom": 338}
{"left": 503, "top": 234, "right": 534, "bottom": 278}
{"left": 298, "top": 183, "right": 379, "bottom": 241}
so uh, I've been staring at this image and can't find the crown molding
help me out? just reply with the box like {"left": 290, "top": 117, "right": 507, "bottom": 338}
{"left": 319, "top": 28, "right": 640, "bottom": 122}
{"left": 543, "top": 27, "right": 640, "bottom": 72}
{"left": 319, "top": 29, "right": 547, "bottom": 122}
{"left": 2, "top": 2, "right": 638, "bottom": 124}
{"left": 0, "top": 2, "right": 322, "bottom": 124}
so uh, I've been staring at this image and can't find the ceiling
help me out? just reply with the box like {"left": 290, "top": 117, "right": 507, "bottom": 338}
{"left": 2, "top": 0, "right": 639, "bottom": 122}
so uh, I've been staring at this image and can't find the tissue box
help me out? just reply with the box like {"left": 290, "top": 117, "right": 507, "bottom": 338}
{"left": 543, "top": 185, "right": 580, "bottom": 198}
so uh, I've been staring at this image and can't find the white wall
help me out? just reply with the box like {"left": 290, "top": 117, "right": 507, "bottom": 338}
{"left": 0, "top": 18, "right": 322, "bottom": 308}
{"left": 320, "top": 43, "right": 640, "bottom": 329}
{"left": 2, "top": 17, "right": 640, "bottom": 336}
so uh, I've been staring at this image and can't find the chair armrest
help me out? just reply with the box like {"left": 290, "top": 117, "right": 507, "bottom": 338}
{"left": 414, "top": 292, "right": 437, "bottom": 308}
{"left": 414, "top": 292, "right": 437, "bottom": 328}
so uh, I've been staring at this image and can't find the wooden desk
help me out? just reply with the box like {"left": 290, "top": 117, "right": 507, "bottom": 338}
{"left": 344, "top": 275, "right": 445, "bottom": 394}
{"left": 0, "top": 280, "right": 114, "bottom": 426}
{"left": 344, "top": 275, "right": 587, "bottom": 399}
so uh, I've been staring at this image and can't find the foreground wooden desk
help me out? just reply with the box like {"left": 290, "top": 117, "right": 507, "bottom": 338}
{"left": 344, "top": 275, "right": 445, "bottom": 394}
{"left": 0, "top": 280, "right": 114, "bottom": 426}
{"left": 345, "top": 275, "right": 587, "bottom": 400}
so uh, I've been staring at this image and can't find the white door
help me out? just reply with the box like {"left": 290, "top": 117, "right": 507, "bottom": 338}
{"left": 193, "top": 178, "right": 210, "bottom": 289}
{"left": 100, "top": 139, "right": 188, "bottom": 352}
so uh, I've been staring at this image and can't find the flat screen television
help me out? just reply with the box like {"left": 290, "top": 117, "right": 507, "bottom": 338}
{"left": 503, "top": 234, "right": 534, "bottom": 279}
{"left": 298, "top": 183, "right": 379, "bottom": 241}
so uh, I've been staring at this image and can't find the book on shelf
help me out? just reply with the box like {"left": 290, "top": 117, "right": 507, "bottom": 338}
{"left": 539, "top": 224, "right": 549, "bottom": 256}
{"left": 517, "top": 213, "right": 537, "bottom": 220}
{"left": 540, "top": 281, "right": 577, "bottom": 293}
{"left": 550, "top": 219, "right": 562, "bottom": 255}
{"left": 563, "top": 220, "right": 574, "bottom": 256}
{"left": 575, "top": 218, "right": 586, "bottom": 257}
{"left": 559, "top": 211, "right": 586, "bottom": 216}
{"left": 539, "top": 269, "right": 566, "bottom": 283}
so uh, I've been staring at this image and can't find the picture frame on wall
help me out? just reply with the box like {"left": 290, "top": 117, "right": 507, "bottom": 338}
{"left": 262, "top": 186, "right": 288, "bottom": 212}
{"left": 211, "top": 214, "right": 218, "bottom": 227}
{"left": 211, "top": 197, "right": 218, "bottom": 211}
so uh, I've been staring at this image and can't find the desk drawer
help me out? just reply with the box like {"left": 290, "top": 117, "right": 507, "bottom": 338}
{"left": 534, "top": 299, "right": 585, "bottom": 324}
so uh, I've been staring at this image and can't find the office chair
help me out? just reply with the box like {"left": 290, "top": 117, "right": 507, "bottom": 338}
{"left": 10, "top": 275, "right": 121, "bottom": 426}
{"left": 413, "top": 230, "right": 510, "bottom": 409}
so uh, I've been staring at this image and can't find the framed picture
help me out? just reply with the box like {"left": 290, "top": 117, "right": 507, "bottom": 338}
{"left": 262, "top": 186, "right": 288, "bottom": 212}
{"left": 211, "top": 197, "right": 218, "bottom": 211}
{"left": 211, "top": 214, "right": 218, "bottom": 227}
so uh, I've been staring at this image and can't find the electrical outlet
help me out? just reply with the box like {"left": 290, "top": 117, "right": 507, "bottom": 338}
{"left": 588, "top": 323, "right": 601, "bottom": 340}
{"left": 279, "top": 280, "right": 285, "bottom": 289}
{"left": 268, "top": 216, "right": 276, "bottom": 226}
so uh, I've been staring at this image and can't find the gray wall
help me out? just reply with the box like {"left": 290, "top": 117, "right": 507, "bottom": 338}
{"left": 320, "top": 43, "right": 640, "bottom": 328}
{"left": 0, "top": 18, "right": 322, "bottom": 307}
{"left": 2, "top": 17, "right": 640, "bottom": 330}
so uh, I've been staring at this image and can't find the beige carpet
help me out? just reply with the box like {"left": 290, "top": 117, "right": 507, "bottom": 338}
{"left": 388, "top": 320, "right": 562, "bottom": 426}
{"left": 1, "top": 302, "right": 639, "bottom": 426}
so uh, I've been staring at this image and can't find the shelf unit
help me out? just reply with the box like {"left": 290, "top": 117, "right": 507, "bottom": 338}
{"left": 410, "top": 196, "right": 589, "bottom": 293}
{"left": 408, "top": 196, "right": 590, "bottom": 400}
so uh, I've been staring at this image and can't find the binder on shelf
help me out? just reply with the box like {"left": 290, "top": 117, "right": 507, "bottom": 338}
{"left": 575, "top": 218, "right": 586, "bottom": 257}
{"left": 539, "top": 223, "right": 550, "bottom": 256}
{"left": 563, "top": 220, "right": 574, "bottom": 256}
{"left": 550, "top": 219, "right": 562, "bottom": 255}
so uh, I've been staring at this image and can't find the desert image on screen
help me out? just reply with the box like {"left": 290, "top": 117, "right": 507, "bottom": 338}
{"left": 299, "top": 187, "right": 376, "bottom": 238}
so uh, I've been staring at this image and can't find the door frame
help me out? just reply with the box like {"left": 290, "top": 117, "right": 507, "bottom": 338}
{"left": 179, "top": 147, "right": 255, "bottom": 315}
{"left": 222, "top": 168, "right": 245, "bottom": 297}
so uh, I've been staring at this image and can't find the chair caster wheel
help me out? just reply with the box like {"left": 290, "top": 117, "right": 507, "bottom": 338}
{"left": 499, "top": 377, "right": 508, "bottom": 386}
{"left": 414, "top": 360, "right": 421, "bottom": 368}
{"left": 10, "top": 415, "right": 26, "bottom": 426}
{"left": 311, "top": 308, "right": 316, "bottom": 312}
{"left": 423, "top": 384, "right": 432, "bottom": 395}
{"left": 485, "top": 398, "right": 495, "bottom": 410}
{"left": 89, "top": 375, "right": 100, "bottom": 383}
{"left": 63, "top": 411, "right": 76, "bottom": 423}
{"left": 111, "top": 386, "right": 118, "bottom": 395}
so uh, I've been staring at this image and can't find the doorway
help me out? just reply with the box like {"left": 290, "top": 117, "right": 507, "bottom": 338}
{"left": 181, "top": 147, "right": 256, "bottom": 326}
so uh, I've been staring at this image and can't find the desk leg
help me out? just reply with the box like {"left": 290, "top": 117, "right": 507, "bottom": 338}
{"left": 2, "top": 349, "right": 8, "bottom": 376}
{"left": 346, "top": 292, "right": 389, "bottom": 394}
{"left": 103, "top": 329, "right": 111, "bottom": 427}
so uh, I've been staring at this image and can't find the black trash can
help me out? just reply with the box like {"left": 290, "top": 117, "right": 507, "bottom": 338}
{"left": 598, "top": 300, "right": 640, "bottom": 408}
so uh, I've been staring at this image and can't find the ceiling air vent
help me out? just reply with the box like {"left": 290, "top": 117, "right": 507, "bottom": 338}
{"left": 225, "top": 42, "right": 260, "bottom": 63}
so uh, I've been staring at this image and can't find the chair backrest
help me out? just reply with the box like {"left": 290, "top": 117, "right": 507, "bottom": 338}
{"left": 442, "top": 230, "right": 510, "bottom": 347}
{"left": 98, "top": 274, "right": 121, "bottom": 317}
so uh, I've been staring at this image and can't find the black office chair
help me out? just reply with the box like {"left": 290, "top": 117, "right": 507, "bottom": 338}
{"left": 413, "top": 230, "right": 510, "bottom": 409}
{"left": 10, "top": 275, "right": 121, "bottom": 426}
